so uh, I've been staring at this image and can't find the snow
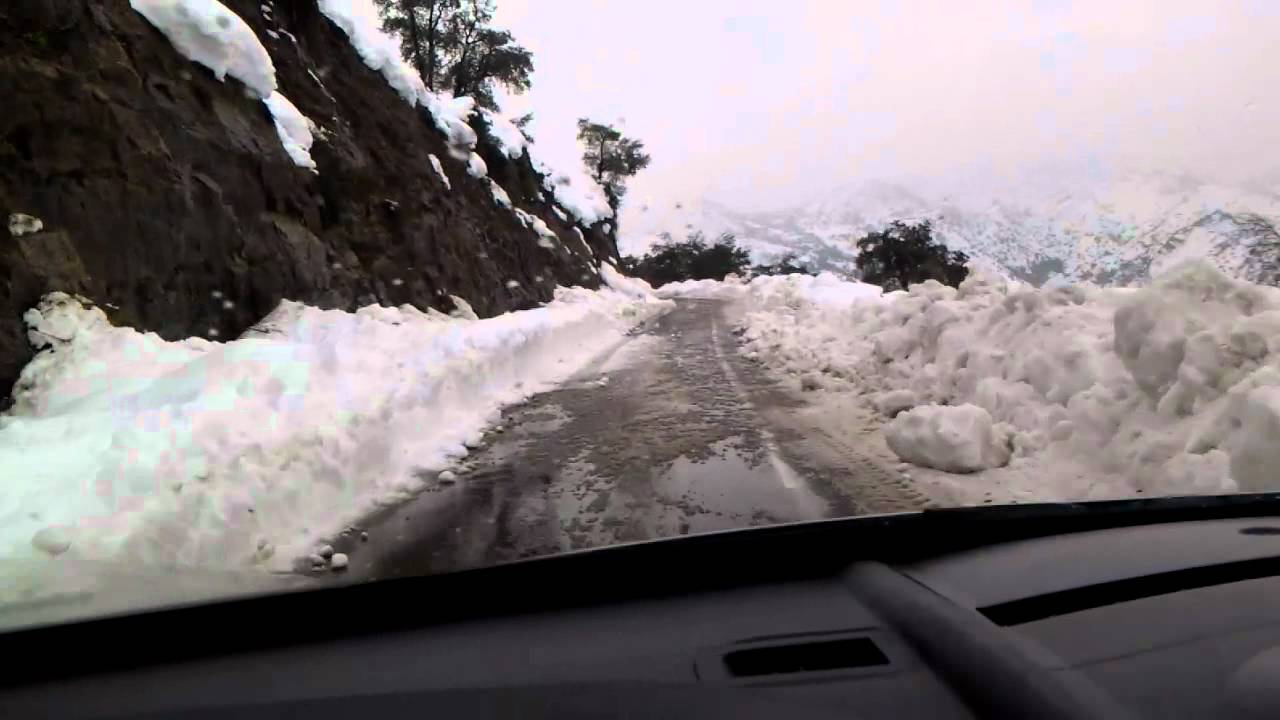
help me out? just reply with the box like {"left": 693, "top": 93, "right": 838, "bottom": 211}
{"left": 130, "top": 0, "right": 275, "bottom": 98}
{"left": 263, "top": 91, "right": 316, "bottom": 170}
{"left": 738, "top": 261, "right": 1280, "bottom": 503}
{"left": 128, "top": 1, "right": 322, "bottom": 172}
{"left": 467, "top": 152, "right": 488, "bottom": 179}
{"left": 8, "top": 213, "right": 43, "bottom": 237}
{"left": 315, "top": 0, "right": 477, "bottom": 153}
{"left": 0, "top": 287, "right": 669, "bottom": 571}
{"left": 329, "top": 552, "right": 349, "bottom": 570}
{"left": 531, "top": 158, "right": 613, "bottom": 227}
{"left": 654, "top": 277, "right": 748, "bottom": 300}
{"left": 478, "top": 109, "right": 527, "bottom": 160}
{"left": 428, "top": 154, "right": 451, "bottom": 190}
{"left": 885, "top": 404, "right": 1012, "bottom": 473}
{"left": 487, "top": 179, "right": 511, "bottom": 209}
{"left": 599, "top": 262, "right": 664, "bottom": 302}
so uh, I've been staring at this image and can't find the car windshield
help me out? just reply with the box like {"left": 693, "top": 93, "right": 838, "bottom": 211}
{"left": 3, "top": 0, "right": 1279, "bottom": 630}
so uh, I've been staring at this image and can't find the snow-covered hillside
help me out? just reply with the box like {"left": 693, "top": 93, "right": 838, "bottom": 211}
{"left": 622, "top": 171, "right": 1280, "bottom": 286}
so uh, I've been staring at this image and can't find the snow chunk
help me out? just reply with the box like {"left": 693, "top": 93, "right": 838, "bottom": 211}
{"left": 31, "top": 527, "right": 72, "bottom": 557}
{"left": 478, "top": 108, "right": 527, "bottom": 159}
{"left": 1222, "top": 384, "right": 1280, "bottom": 492}
{"left": 886, "top": 404, "right": 1012, "bottom": 473}
{"left": 600, "top": 262, "right": 659, "bottom": 301}
{"left": 467, "top": 152, "right": 487, "bottom": 179}
{"left": 487, "top": 179, "right": 511, "bottom": 208}
{"left": 130, "top": 0, "right": 275, "bottom": 98}
{"left": 428, "top": 154, "right": 451, "bottom": 190}
{"left": 330, "top": 552, "right": 349, "bottom": 570}
{"left": 873, "top": 389, "right": 918, "bottom": 417}
{"left": 0, "top": 286, "right": 671, "bottom": 570}
{"left": 263, "top": 91, "right": 316, "bottom": 171}
{"left": 8, "top": 213, "right": 43, "bottom": 237}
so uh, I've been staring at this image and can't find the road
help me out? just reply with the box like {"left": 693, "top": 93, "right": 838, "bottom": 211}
{"left": 331, "top": 299, "right": 925, "bottom": 582}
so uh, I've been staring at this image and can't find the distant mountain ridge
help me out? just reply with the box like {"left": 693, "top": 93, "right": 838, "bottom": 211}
{"left": 621, "top": 171, "right": 1280, "bottom": 286}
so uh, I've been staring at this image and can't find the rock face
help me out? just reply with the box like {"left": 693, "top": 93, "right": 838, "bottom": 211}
{"left": 0, "top": 0, "right": 616, "bottom": 400}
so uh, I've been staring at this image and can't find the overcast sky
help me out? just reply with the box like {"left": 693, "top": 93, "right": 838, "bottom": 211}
{"left": 489, "top": 0, "right": 1280, "bottom": 212}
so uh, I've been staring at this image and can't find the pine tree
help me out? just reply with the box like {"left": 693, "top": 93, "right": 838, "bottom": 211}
{"left": 374, "top": 0, "right": 458, "bottom": 90}
{"left": 375, "top": 0, "right": 532, "bottom": 111}
{"left": 576, "top": 119, "right": 651, "bottom": 213}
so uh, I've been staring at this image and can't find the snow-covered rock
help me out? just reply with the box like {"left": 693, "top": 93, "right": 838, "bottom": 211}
{"left": 428, "top": 154, "right": 451, "bottom": 190}
{"left": 885, "top": 404, "right": 1012, "bottom": 473}
{"left": 478, "top": 109, "right": 527, "bottom": 160}
{"left": 263, "top": 91, "right": 316, "bottom": 170}
{"left": 7, "top": 213, "right": 43, "bottom": 237}
{"left": 130, "top": 0, "right": 275, "bottom": 98}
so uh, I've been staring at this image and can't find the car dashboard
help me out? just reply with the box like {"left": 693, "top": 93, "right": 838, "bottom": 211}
{"left": 4, "top": 497, "right": 1280, "bottom": 719}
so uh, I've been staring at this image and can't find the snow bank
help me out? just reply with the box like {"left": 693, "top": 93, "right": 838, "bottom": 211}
{"left": 478, "top": 109, "right": 527, "bottom": 160}
{"left": 746, "top": 272, "right": 884, "bottom": 310}
{"left": 740, "top": 261, "right": 1280, "bottom": 499}
{"left": 0, "top": 288, "right": 669, "bottom": 571}
{"left": 654, "top": 277, "right": 749, "bottom": 300}
{"left": 886, "top": 404, "right": 1012, "bottom": 473}
{"left": 264, "top": 91, "right": 316, "bottom": 170}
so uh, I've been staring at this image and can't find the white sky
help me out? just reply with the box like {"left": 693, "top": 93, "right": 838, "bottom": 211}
{"left": 490, "top": 0, "right": 1280, "bottom": 213}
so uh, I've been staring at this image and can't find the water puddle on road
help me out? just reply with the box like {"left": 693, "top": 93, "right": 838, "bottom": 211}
{"left": 654, "top": 437, "right": 832, "bottom": 534}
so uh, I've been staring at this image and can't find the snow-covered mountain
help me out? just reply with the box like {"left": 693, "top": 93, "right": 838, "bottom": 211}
{"left": 621, "top": 172, "right": 1280, "bottom": 286}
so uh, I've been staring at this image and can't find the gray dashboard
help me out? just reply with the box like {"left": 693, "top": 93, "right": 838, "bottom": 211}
{"left": 4, "top": 508, "right": 1280, "bottom": 719}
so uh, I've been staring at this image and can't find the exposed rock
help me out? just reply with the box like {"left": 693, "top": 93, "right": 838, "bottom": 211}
{"left": 0, "top": 0, "right": 618, "bottom": 401}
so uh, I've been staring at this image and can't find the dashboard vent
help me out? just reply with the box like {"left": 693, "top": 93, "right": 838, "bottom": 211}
{"left": 723, "top": 637, "right": 889, "bottom": 677}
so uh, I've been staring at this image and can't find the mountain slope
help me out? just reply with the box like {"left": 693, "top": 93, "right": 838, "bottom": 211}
{"left": 622, "top": 172, "right": 1280, "bottom": 286}
{"left": 0, "top": 0, "right": 614, "bottom": 398}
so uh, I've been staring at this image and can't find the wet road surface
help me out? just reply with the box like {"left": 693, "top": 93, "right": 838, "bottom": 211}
{"left": 332, "top": 299, "right": 923, "bottom": 582}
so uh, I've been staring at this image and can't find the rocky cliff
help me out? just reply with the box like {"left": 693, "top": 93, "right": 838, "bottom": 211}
{"left": 0, "top": 0, "right": 616, "bottom": 400}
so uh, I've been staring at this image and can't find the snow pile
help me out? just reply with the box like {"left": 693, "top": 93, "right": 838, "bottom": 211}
{"left": 740, "top": 261, "right": 1280, "bottom": 499}
{"left": 886, "top": 404, "right": 1012, "bottom": 473}
{"left": 600, "top": 262, "right": 662, "bottom": 302}
{"left": 0, "top": 287, "right": 669, "bottom": 571}
{"left": 746, "top": 272, "right": 884, "bottom": 310}
{"left": 130, "top": 0, "right": 320, "bottom": 170}
{"left": 478, "top": 109, "right": 527, "bottom": 160}
{"left": 264, "top": 91, "right": 316, "bottom": 170}
{"left": 654, "top": 277, "right": 749, "bottom": 300}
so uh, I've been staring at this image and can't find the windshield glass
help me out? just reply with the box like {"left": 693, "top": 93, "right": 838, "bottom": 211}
{"left": 4, "top": 0, "right": 1279, "bottom": 630}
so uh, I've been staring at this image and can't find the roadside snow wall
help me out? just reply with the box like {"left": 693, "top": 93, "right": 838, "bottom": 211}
{"left": 0, "top": 289, "right": 669, "bottom": 570}
{"left": 741, "top": 261, "right": 1280, "bottom": 496}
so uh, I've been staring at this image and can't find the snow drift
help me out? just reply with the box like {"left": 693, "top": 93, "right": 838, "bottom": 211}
{"left": 740, "top": 261, "right": 1280, "bottom": 499}
{"left": 0, "top": 285, "right": 669, "bottom": 571}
